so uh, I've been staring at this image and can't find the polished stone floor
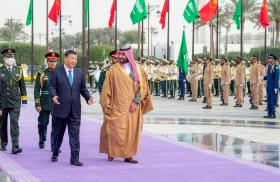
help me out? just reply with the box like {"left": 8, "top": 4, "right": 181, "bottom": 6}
{"left": 161, "top": 132, "right": 280, "bottom": 168}
{"left": 0, "top": 170, "right": 12, "bottom": 182}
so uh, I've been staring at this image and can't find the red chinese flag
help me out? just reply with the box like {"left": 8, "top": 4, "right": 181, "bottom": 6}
{"left": 48, "top": 0, "right": 61, "bottom": 23}
{"left": 159, "top": 0, "right": 169, "bottom": 29}
{"left": 199, "top": 0, "right": 218, "bottom": 23}
{"left": 108, "top": 0, "right": 116, "bottom": 29}
{"left": 259, "top": 0, "right": 270, "bottom": 28}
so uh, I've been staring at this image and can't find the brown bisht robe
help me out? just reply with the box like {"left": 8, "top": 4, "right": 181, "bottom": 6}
{"left": 99, "top": 63, "right": 153, "bottom": 158}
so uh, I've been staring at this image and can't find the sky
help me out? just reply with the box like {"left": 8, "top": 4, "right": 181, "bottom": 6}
{"left": 0, "top": 0, "right": 266, "bottom": 52}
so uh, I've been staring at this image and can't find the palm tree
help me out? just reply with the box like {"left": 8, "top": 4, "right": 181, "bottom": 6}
{"left": 0, "top": 20, "right": 28, "bottom": 42}
{"left": 219, "top": 3, "right": 234, "bottom": 57}
{"left": 268, "top": 0, "right": 280, "bottom": 45}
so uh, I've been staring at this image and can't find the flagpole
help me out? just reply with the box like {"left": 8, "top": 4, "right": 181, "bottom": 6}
{"left": 82, "top": 0, "right": 87, "bottom": 81}
{"left": 141, "top": 20, "right": 144, "bottom": 57}
{"left": 46, "top": 0, "right": 49, "bottom": 52}
{"left": 240, "top": 0, "right": 243, "bottom": 59}
{"left": 31, "top": 0, "right": 34, "bottom": 84}
{"left": 148, "top": 3, "right": 150, "bottom": 58}
{"left": 115, "top": 0, "right": 118, "bottom": 50}
{"left": 167, "top": 0, "right": 170, "bottom": 60}
{"left": 88, "top": 0, "right": 90, "bottom": 64}
{"left": 264, "top": 27, "right": 267, "bottom": 58}
{"left": 192, "top": 22, "right": 195, "bottom": 59}
{"left": 59, "top": 0, "right": 62, "bottom": 64}
{"left": 216, "top": 0, "right": 219, "bottom": 59}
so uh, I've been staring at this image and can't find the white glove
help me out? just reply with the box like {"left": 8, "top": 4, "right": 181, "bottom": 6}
{"left": 0, "top": 110, "right": 2, "bottom": 116}
{"left": 275, "top": 89, "right": 278, "bottom": 94}
{"left": 208, "top": 84, "right": 212, "bottom": 89}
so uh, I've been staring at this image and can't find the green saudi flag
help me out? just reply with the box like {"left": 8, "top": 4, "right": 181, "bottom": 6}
{"left": 233, "top": 0, "right": 241, "bottom": 30}
{"left": 177, "top": 30, "right": 189, "bottom": 74}
{"left": 85, "top": 0, "right": 89, "bottom": 27}
{"left": 183, "top": 0, "right": 200, "bottom": 23}
{"left": 130, "top": 0, "right": 147, "bottom": 24}
{"left": 26, "top": 0, "right": 33, "bottom": 26}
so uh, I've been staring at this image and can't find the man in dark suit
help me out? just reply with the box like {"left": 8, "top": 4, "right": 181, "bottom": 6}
{"left": 49, "top": 50, "right": 94, "bottom": 166}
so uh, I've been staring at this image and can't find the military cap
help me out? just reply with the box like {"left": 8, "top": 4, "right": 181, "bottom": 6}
{"left": 267, "top": 53, "right": 278, "bottom": 60}
{"left": 45, "top": 52, "right": 59, "bottom": 60}
{"left": 1, "top": 48, "right": 15, "bottom": 56}
{"left": 220, "top": 57, "right": 228, "bottom": 62}
{"left": 251, "top": 55, "right": 259, "bottom": 59}
{"left": 235, "top": 56, "right": 242, "bottom": 61}
{"left": 205, "top": 56, "right": 212, "bottom": 61}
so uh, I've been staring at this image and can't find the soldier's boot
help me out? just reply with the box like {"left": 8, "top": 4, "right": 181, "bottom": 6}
{"left": 11, "top": 147, "right": 22, "bottom": 154}
{"left": 203, "top": 105, "right": 212, "bottom": 109}
{"left": 0, "top": 143, "right": 7, "bottom": 151}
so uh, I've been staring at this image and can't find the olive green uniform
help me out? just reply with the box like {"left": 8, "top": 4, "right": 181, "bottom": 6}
{"left": 0, "top": 65, "right": 27, "bottom": 149}
{"left": 34, "top": 69, "right": 54, "bottom": 149}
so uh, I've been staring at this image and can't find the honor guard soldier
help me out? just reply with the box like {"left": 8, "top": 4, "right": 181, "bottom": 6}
{"left": 34, "top": 52, "right": 59, "bottom": 149}
{"left": 189, "top": 58, "right": 199, "bottom": 102}
{"left": 203, "top": 57, "right": 214, "bottom": 109}
{"left": 213, "top": 59, "right": 222, "bottom": 97}
{"left": 160, "top": 60, "right": 169, "bottom": 98}
{"left": 249, "top": 55, "right": 261, "bottom": 110}
{"left": 263, "top": 54, "right": 279, "bottom": 119}
{"left": 0, "top": 48, "right": 27, "bottom": 154}
{"left": 220, "top": 57, "right": 231, "bottom": 106}
{"left": 234, "top": 57, "right": 246, "bottom": 107}
{"left": 168, "top": 59, "right": 178, "bottom": 99}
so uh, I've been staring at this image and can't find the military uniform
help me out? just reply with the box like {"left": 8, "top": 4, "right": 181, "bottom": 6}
{"left": 0, "top": 48, "right": 27, "bottom": 154}
{"left": 264, "top": 54, "right": 279, "bottom": 118}
{"left": 168, "top": 62, "right": 178, "bottom": 99}
{"left": 235, "top": 59, "right": 246, "bottom": 107}
{"left": 213, "top": 62, "right": 222, "bottom": 96}
{"left": 160, "top": 61, "right": 169, "bottom": 98}
{"left": 189, "top": 60, "right": 199, "bottom": 101}
{"left": 203, "top": 58, "right": 214, "bottom": 109}
{"left": 230, "top": 63, "right": 236, "bottom": 96}
{"left": 88, "top": 63, "right": 98, "bottom": 88}
{"left": 197, "top": 61, "right": 204, "bottom": 98}
{"left": 249, "top": 60, "right": 261, "bottom": 109}
{"left": 220, "top": 60, "right": 231, "bottom": 105}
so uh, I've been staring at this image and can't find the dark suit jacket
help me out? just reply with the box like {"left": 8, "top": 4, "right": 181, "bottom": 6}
{"left": 49, "top": 65, "right": 91, "bottom": 119}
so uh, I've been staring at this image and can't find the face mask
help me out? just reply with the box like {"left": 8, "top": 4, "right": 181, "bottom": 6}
{"left": 5, "top": 58, "right": 15, "bottom": 66}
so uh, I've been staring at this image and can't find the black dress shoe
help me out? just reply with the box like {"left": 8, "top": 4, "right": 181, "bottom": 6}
{"left": 271, "top": 115, "right": 276, "bottom": 119}
{"left": 124, "top": 158, "right": 138, "bottom": 164}
{"left": 11, "top": 147, "right": 22, "bottom": 154}
{"left": 220, "top": 103, "right": 228, "bottom": 106}
{"left": 51, "top": 155, "right": 58, "bottom": 162}
{"left": 202, "top": 105, "right": 212, "bottom": 109}
{"left": 0, "top": 145, "right": 6, "bottom": 151}
{"left": 263, "top": 115, "right": 271, "bottom": 118}
{"left": 108, "top": 155, "right": 114, "bottom": 161}
{"left": 188, "top": 99, "right": 197, "bottom": 102}
{"left": 70, "top": 161, "right": 83, "bottom": 166}
{"left": 39, "top": 142, "right": 45, "bottom": 149}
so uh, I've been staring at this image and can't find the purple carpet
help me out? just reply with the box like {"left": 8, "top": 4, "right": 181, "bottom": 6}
{"left": 0, "top": 104, "right": 280, "bottom": 182}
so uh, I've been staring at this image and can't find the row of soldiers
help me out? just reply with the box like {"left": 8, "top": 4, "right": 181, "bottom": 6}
{"left": 141, "top": 55, "right": 279, "bottom": 114}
